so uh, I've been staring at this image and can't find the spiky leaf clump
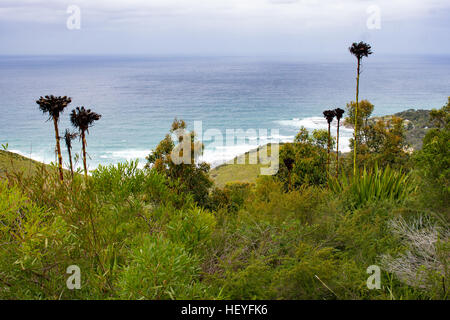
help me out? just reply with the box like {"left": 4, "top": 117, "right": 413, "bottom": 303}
{"left": 64, "top": 129, "right": 78, "bottom": 150}
{"left": 323, "top": 110, "right": 336, "bottom": 124}
{"left": 348, "top": 41, "right": 373, "bottom": 60}
{"left": 36, "top": 95, "right": 72, "bottom": 120}
{"left": 328, "top": 165, "right": 415, "bottom": 209}
{"left": 334, "top": 108, "right": 345, "bottom": 121}
{"left": 70, "top": 107, "right": 101, "bottom": 133}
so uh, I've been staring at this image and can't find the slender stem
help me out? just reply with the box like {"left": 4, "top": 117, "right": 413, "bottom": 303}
{"left": 81, "top": 130, "right": 88, "bottom": 179}
{"left": 288, "top": 170, "right": 291, "bottom": 192}
{"left": 53, "top": 117, "right": 64, "bottom": 181}
{"left": 353, "top": 58, "right": 360, "bottom": 176}
{"left": 336, "top": 119, "right": 340, "bottom": 178}
{"left": 327, "top": 123, "right": 331, "bottom": 173}
{"left": 68, "top": 146, "right": 74, "bottom": 179}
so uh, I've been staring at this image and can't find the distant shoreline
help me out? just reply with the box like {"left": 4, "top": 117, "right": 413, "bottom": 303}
{"left": 1, "top": 108, "right": 433, "bottom": 176}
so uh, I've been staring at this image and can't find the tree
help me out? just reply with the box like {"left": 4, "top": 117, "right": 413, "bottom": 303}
{"left": 70, "top": 107, "right": 101, "bottom": 178}
{"left": 145, "top": 119, "right": 212, "bottom": 206}
{"left": 349, "top": 41, "right": 373, "bottom": 175}
{"left": 344, "top": 100, "right": 409, "bottom": 169}
{"left": 312, "top": 129, "right": 335, "bottom": 150}
{"left": 64, "top": 129, "right": 78, "bottom": 178}
{"left": 334, "top": 108, "right": 345, "bottom": 177}
{"left": 345, "top": 99, "right": 374, "bottom": 156}
{"left": 365, "top": 116, "right": 408, "bottom": 167}
{"left": 36, "top": 95, "right": 72, "bottom": 181}
{"left": 277, "top": 126, "right": 328, "bottom": 190}
{"left": 323, "top": 110, "right": 336, "bottom": 173}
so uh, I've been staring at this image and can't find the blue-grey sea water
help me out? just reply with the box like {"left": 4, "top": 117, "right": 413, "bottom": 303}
{"left": 0, "top": 55, "right": 449, "bottom": 169}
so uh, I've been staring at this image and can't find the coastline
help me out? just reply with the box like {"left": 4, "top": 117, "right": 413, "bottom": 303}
{"left": 3, "top": 108, "right": 431, "bottom": 171}
{"left": 1, "top": 108, "right": 433, "bottom": 187}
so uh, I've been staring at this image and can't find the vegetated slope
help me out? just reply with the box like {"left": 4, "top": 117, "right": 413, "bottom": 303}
{"left": 394, "top": 109, "right": 432, "bottom": 150}
{"left": 211, "top": 144, "right": 278, "bottom": 188}
{"left": 0, "top": 150, "right": 44, "bottom": 178}
{"left": 372, "top": 109, "right": 432, "bottom": 150}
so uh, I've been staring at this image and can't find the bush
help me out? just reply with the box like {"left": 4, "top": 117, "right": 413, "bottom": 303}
{"left": 0, "top": 181, "right": 74, "bottom": 299}
{"left": 167, "top": 206, "right": 216, "bottom": 253}
{"left": 248, "top": 178, "right": 326, "bottom": 225}
{"left": 270, "top": 243, "right": 339, "bottom": 299}
{"left": 220, "top": 258, "right": 274, "bottom": 299}
{"left": 414, "top": 98, "right": 450, "bottom": 211}
{"left": 116, "top": 235, "right": 208, "bottom": 299}
{"left": 277, "top": 128, "right": 328, "bottom": 191}
{"left": 208, "top": 182, "right": 253, "bottom": 212}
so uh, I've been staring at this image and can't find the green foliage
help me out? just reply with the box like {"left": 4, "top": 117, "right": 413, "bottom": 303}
{"left": 270, "top": 243, "right": 339, "bottom": 299}
{"left": 364, "top": 116, "right": 409, "bottom": 168}
{"left": 116, "top": 235, "right": 207, "bottom": 299}
{"left": 146, "top": 119, "right": 213, "bottom": 206}
{"left": 2, "top": 99, "right": 449, "bottom": 300}
{"left": 0, "top": 181, "right": 73, "bottom": 299}
{"left": 167, "top": 206, "right": 216, "bottom": 253}
{"left": 312, "top": 129, "right": 335, "bottom": 150}
{"left": 329, "top": 165, "right": 415, "bottom": 209}
{"left": 345, "top": 100, "right": 409, "bottom": 169}
{"left": 277, "top": 127, "right": 328, "bottom": 190}
{"left": 208, "top": 182, "right": 253, "bottom": 212}
{"left": 91, "top": 160, "right": 184, "bottom": 206}
{"left": 345, "top": 100, "right": 374, "bottom": 131}
{"left": 394, "top": 109, "right": 432, "bottom": 150}
{"left": 1, "top": 161, "right": 209, "bottom": 299}
{"left": 249, "top": 176, "right": 326, "bottom": 225}
{"left": 414, "top": 97, "right": 450, "bottom": 210}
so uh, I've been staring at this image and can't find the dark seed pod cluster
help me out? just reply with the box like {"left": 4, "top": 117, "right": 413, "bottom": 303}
{"left": 36, "top": 95, "right": 72, "bottom": 120}
{"left": 70, "top": 106, "right": 102, "bottom": 132}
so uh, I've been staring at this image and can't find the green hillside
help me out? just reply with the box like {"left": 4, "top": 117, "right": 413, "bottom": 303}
{"left": 0, "top": 150, "right": 45, "bottom": 178}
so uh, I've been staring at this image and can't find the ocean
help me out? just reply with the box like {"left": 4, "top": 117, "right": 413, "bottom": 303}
{"left": 0, "top": 55, "right": 449, "bottom": 170}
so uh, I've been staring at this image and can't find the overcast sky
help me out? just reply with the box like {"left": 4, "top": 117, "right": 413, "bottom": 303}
{"left": 0, "top": 0, "right": 449, "bottom": 56}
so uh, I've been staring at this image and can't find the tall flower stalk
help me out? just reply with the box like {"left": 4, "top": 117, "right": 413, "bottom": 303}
{"left": 334, "top": 108, "right": 345, "bottom": 178}
{"left": 64, "top": 129, "right": 78, "bottom": 178}
{"left": 349, "top": 41, "right": 372, "bottom": 175}
{"left": 323, "top": 109, "right": 336, "bottom": 174}
{"left": 36, "top": 95, "right": 72, "bottom": 181}
{"left": 70, "top": 107, "right": 101, "bottom": 178}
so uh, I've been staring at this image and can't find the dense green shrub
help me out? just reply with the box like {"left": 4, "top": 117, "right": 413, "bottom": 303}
{"left": 0, "top": 181, "right": 73, "bottom": 299}
{"left": 116, "top": 235, "right": 208, "bottom": 299}
{"left": 167, "top": 206, "right": 216, "bottom": 253}
{"left": 270, "top": 243, "right": 339, "bottom": 299}
{"left": 248, "top": 177, "right": 326, "bottom": 225}
{"left": 219, "top": 257, "right": 274, "bottom": 299}
{"left": 414, "top": 98, "right": 450, "bottom": 212}
{"left": 208, "top": 182, "right": 253, "bottom": 212}
{"left": 276, "top": 128, "right": 328, "bottom": 190}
